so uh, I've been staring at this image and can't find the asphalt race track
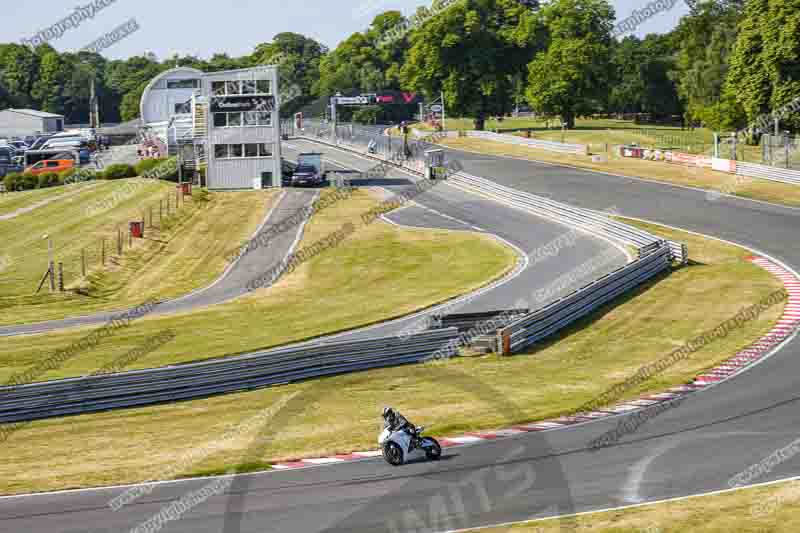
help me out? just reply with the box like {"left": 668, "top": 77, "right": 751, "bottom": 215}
{"left": 2, "top": 142, "right": 800, "bottom": 533}
{"left": 0, "top": 142, "right": 623, "bottom": 341}
{"left": 0, "top": 189, "right": 319, "bottom": 337}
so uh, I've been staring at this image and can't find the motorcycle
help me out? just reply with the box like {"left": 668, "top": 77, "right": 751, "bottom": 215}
{"left": 378, "top": 425, "right": 442, "bottom": 466}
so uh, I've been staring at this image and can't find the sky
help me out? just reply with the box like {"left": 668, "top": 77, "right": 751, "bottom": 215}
{"left": 4, "top": 0, "right": 691, "bottom": 61}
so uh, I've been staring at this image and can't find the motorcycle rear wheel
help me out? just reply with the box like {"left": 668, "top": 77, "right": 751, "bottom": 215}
{"left": 423, "top": 437, "right": 442, "bottom": 460}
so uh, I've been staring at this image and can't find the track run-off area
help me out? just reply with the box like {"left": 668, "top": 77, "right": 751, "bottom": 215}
{"left": 1, "top": 139, "right": 800, "bottom": 533}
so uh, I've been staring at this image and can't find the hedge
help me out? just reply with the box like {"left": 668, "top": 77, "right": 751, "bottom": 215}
{"left": 102, "top": 164, "right": 137, "bottom": 180}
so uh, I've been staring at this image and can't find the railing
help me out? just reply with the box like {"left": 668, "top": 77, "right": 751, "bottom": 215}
{"left": 497, "top": 246, "right": 671, "bottom": 354}
{"left": 0, "top": 329, "right": 459, "bottom": 424}
{"left": 735, "top": 161, "right": 800, "bottom": 186}
{"left": 432, "top": 310, "right": 529, "bottom": 332}
{"left": 448, "top": 172, "right": 688, "bottom": 264}
{"left": 295, "top": 126, "right": 688, "bottom": 357}
{"left": 466, "top": 130, "right": 588, "bottom": 155}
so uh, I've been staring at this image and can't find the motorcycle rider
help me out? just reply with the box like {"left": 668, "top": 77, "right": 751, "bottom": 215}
{"left": 383, "top": 407, "right": 418, "bottom": 448}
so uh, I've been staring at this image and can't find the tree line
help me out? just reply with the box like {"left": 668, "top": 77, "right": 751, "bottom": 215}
{"left": 0, "top": 32, "right": 326, "bottom": 124}
{"left": 1, "top": 0, "right": 797, "bottom": 136}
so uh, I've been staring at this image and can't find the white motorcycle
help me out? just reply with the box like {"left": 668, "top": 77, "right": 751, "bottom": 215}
{"left": 379, "top": 425, "right": 442, "bottom": 466}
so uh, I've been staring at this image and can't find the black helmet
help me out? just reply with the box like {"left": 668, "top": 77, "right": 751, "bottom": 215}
{"left": 383, "top": 407, "right": 395, "bottom": 419}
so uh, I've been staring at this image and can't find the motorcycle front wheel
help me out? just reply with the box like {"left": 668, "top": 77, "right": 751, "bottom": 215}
{"left": 422, "top": 437, "right": 442, "bottom": 460}
{"left": 383, "top": 441, "right": 404, "bottom": 466}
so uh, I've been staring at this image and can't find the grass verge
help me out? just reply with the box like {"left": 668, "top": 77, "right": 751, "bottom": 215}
{"left": 415, "top": 117, "right": 771, "bottom": 163}
{"left": 437, "top": 137, "right": 800, "bottom": 208}
{"left": 0, "top": 214, "right": 784, "bottom": 495}
{"left": 0, "top": 188, "right": 516, "bottom": 383}
{"left": 465, "top": 478, "right": 800, "bottom": 532}
{"left": 0, "top": 182, "right": 96, "bottom": 217}
{"left": 0, "top": 180, "right": 274, "bottom": 324}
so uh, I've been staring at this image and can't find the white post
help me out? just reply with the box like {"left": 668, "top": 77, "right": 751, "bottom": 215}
{"left": 713, "top": 132, "right": 719, "bottom": 158}
{"left": 441, "top": 91, "right": 446, "bottom": 131}
{"left": 331, "top": 98, "right": 338, "bottom": 143}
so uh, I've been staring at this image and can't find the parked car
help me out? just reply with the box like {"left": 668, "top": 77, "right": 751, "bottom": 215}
{"left": 0, "top": 146, "right": 13, "bottom": 165}
{"left": 29, "top": 136, "right": 53, "bottom": 151}
{"left": 26, "top": 159, "right": 75, "bottom": 175}
{"left": 0, "top": 162, "right": 24, "bottom": 178}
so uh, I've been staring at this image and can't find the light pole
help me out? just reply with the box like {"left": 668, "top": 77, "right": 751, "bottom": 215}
{"left": 43, "top": 234, "right": 54, "bottom": 292}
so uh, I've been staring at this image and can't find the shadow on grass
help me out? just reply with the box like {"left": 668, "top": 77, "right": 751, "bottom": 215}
{"left": 518, "top": 267, "right": 674, "bottom": 357}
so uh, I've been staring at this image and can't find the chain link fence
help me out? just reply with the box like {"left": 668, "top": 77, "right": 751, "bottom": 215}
{"left": 761, "top": 133, "right": 800, "bottom": 169}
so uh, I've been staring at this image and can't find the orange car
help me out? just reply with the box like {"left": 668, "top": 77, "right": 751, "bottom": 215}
{"left": 26, "top": 159, "right": 75, "bottom": 175}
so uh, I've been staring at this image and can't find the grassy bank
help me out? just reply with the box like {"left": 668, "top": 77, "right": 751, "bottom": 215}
{"left": 0, "top": 188, "right": 516, "bottom": 383}
{"left": 0, "top": 180, "right": 274, "bottom": 324}
{"left": 0, "top": 215, "right": 784, "bottom": 495}
{"left": 437, "top": 136, "right": 800, "bottom": 208}
{"left": 0, "top": 182, "right": 97, "bottom": 217}
{"left": 416, "top": 117, "right": 768, "bottom": 163}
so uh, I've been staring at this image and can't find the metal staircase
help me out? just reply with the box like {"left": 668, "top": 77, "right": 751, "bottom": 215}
{"left": 193, "top": 94, "right": 208, "bottom": 139}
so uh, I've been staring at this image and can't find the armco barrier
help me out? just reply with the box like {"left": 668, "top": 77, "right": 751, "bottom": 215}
{"left": 0, "top": 329, "right": 459, "bottom": 424}
{"left": 433, "top": 309, "right": 530, "bottom": 332}
{"left": 290, "top": 134, "right": 688, "bottom": 355}
{"left": 466, "top": 130, "right": 588, "bottom": 155}
{"left": 295, "top": 131, "right": 688, "bottom": 266}
{"left": 498, "top": 246, "right": 671, "bottom": 354}
{"left": 446, "top": 172, "right": 688, "bottom": 264}
{"left": 735, "top": 161, "right": 800, "bottom": 186}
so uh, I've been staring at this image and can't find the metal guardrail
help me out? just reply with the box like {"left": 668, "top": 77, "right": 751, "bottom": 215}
{"left": 0, "top": 329, "right": 459, "bottom": 424}
{"left": 498, "top": 246, "right": 672, "bottom": 354}
{"left": 295, "top": 130, "right": 688, "bottom": 266}
{"left": 735, "top": 161, "right": 800, "bottom": 185}
{"left": 291, "top": 134, "right": 687, "bottom": 357}
{"left": 432, "top": 310, "right": 530, "bottom": 332}
{"left": 447, "top": 172, "right": 688, "bottom": 264}
{"left": 466, "top": 130, "right": 588, "bottom": 155}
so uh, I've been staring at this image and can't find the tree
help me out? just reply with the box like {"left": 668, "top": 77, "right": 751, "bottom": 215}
{"left": 671, "top": 0, "right": 742, "bottom": 128}
{"left": 526, "top": 0, "right": 614, "bottom": 128}
{"left": 608, "top": 34, "right": 681, "bottom": 117}
{"left": 724, "top": 0, "right": 800, "bottom": 133}
{"left": 31, "top": 49, "right": 68, "bottom": 114}
{"left": 252, "top": 32, "right": 326, "bottom": 115}
{"left": 0, "top": 44, "right": 39, "bottom": 109}
{"left": 402, "top": 0, "right": 543, "bottom": 130}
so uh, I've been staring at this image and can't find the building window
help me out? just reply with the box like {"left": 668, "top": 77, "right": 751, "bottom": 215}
{"left": 242, "top": 80, "right": 257, "bottom": 94}
{"left": 175, "top": 101, "right": 192, "bottom": 114}
{"left": 225, "top": 81, "right": 241, "bottom": 95}
{"left": 228, "top": 112, "right": 242, "bottom": 127}
{"left": 244, "top": 144, "right": 259, "bottom": 158}
{"left": 214, "top": 143, "right": 274, "bottom": 159}
{"left": 212, "top": 111, "right": 272, "bottom": 128}
{"left": 214, "top": 144, "right": 228, "bottom": 159}
{"left": 211, "top": 78, "right": 272, "bottom": 96}
{"left": 243, "top": 111, "right": 259, "bottom": 127}
{"left": 167, "top": 79, "right": 200, "bottom": 89}
{"left": 256, "top": 112, "right": 271, "bottom": 126}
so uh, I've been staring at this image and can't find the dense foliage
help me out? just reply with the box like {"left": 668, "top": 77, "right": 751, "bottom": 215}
{"left": 0, "top": 0, "right": 797, "bottom": 132}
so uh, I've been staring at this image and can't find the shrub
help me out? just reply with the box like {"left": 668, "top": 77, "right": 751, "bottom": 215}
{"left": 102, "top": 164, "right": 137, "bottom": 180}
{"left": 20, "top": 172, "right": 38, "bottom": 190}
{"left": 135, "top": 158, "right": 169, "bottom": 177}
{"left": 38, "top": 172, "right": 63, "bottom": 189}
{"left": 61, "top": 167, "right": 95, "bottom": 184}
{"left": 3, "top": 172, "right": 21, "bottom": 192}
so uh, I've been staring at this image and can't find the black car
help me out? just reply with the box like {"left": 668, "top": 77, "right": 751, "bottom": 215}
{"left": 290, "top": 164, "right": 323, "bottom": 187}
